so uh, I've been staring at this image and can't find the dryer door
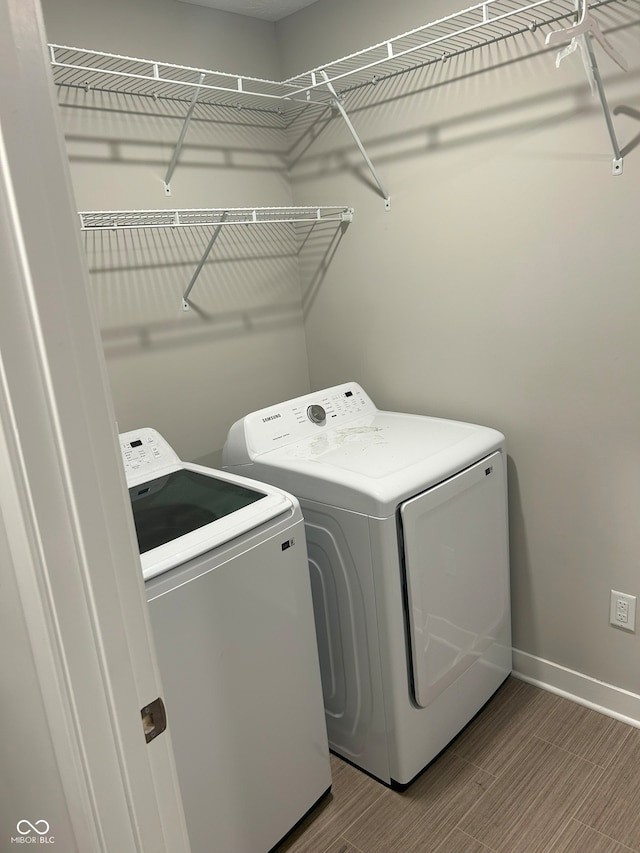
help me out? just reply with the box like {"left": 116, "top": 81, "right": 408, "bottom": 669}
{"left": 400, "top": 451, "right": 510, "bottom": 708}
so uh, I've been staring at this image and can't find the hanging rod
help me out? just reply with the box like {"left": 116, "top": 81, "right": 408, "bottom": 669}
{"left": 78, "top": 206, "right": 354, "bottom": 231}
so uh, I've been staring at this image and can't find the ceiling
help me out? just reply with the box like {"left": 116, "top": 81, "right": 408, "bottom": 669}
{"left": 176, "top": 0, "right": 323, "bottom": 22}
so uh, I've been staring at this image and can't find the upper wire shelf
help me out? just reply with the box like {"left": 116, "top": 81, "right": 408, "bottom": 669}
{"left": 78, "top": 206, "right": 354, "bottom": 231}
{"left": 283, "top": 0, "right": 618, "bottom": 96}
{"left": 49, "top": 0, "right": 619, "bottom": 111}
{"left": 49, "top": 44, "right": 292, "bottom": 114}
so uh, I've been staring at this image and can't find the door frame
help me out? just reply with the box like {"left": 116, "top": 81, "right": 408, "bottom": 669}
{"left": 0, "top": 2, "right": 190, "bottom": 850}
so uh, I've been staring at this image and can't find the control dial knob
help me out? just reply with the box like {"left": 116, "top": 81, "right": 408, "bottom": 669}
{"left": 307, "top": 404, "right": 326, "bottom": 425}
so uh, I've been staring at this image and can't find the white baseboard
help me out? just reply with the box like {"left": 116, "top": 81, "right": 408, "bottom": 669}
{"left": 512, "top": 648, "right": 640, "bottom": 729}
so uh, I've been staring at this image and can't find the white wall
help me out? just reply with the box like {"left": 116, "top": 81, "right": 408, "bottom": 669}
{"left": 277, "top": 0, "right": 640, "bottom": 701}
{"left": 40, "top": 0, "right": 640, "bottom": 710}
{"left": 41, "top": 0, "right": 312, "bottom": 462}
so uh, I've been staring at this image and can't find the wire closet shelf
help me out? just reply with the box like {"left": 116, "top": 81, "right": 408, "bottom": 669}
{"left": 77, "top": 207, "right": 354, "bottom": 231}
{"left": 49, "top": 0, "right": 618, "bottom": 110}
{"left": 78, "top": 206, "right": 354, "bottom": 310}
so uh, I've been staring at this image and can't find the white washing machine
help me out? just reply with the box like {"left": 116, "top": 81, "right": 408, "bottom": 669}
{"left": 120, "top": 428, "right": 331, "bottom": 853}
{"left": 222, "top": 383, "right": 512, "bottom": 788}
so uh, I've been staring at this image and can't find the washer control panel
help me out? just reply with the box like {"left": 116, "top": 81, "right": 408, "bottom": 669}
{"left": 228, "top": 382, "right": 377, "bottom": 457}
{"left": 119, "top": 427, "right": 180, "bottom": 481}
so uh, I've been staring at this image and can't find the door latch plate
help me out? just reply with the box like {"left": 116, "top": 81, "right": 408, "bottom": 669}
{"left": 141, "top": 697, "right": 167, "bottom": 743}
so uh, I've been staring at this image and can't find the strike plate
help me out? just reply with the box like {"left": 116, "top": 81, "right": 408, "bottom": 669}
{"left": 141, "top": 697, "right": 167, "bottom": 744}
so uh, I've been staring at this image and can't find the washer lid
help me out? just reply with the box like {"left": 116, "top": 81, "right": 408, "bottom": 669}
{"left": 120, "top": 428, "right": 292, "bottom": 580}
{"left": 131, "top": 463, "right": 292, "bottom": 580}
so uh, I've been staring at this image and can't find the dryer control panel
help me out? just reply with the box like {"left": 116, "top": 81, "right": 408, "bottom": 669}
{"left": 224, "top": 382, "right": 378, "bottom": 460}
{"left": 119, "top": 427, "right": 180, "bottom": 481}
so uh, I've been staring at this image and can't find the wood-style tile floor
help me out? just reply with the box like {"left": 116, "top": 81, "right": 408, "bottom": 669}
{"left": 276, "top": 677, "right": 640, "bottom": 853}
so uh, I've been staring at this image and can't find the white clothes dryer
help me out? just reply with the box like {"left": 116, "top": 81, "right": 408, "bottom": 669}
{"left": 222, "top": 383, "right": 512, "bottom": 788}
{"left": 120, "top": 428, "right": 331, "bottom": 853}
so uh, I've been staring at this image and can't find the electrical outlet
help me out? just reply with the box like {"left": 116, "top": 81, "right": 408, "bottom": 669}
{"left": 609, "top": 590, "right": 636, "bottom": 633}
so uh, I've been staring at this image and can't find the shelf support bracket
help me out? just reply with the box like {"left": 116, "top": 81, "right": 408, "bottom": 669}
{"left": 182, "top": 212, "right": 228, "bottom": 311}
{"left": 546, "top": 0, "right": 626, "bottom": 176}
{"left": 320, "top": 71, "right": 391, "bottom": 210}
{"left": 583, "top": 35, "right": 623, "bottom": 175}
{"left": 164, "top": 73, "right": 205, "bottom": 196}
